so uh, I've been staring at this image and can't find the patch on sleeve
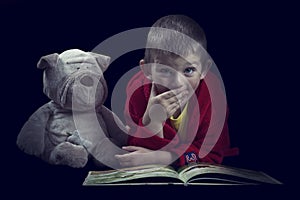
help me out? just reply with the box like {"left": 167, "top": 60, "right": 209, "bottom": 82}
{"left": 184, "top": 152, "right": 198, "bottom": 165}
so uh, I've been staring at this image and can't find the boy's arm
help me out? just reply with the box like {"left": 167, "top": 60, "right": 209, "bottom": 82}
{"left": 170, "top": 71, "right": 239, "bottom": 166}
{"left": 169, "top": 123, "right": 230, "bottom": 166}
{"left": 125, "top": 71, "right": 238, "bottom": 167}
{"left": 168, "top": 108, "right": 239, "bottom": 167}
{"left": 127, "top": 106, "right": 237, "bottom": 167}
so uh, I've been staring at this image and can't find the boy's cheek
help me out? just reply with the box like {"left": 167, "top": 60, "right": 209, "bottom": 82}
{"left": 188, "top": 78, "right": 201, "bottom": 91}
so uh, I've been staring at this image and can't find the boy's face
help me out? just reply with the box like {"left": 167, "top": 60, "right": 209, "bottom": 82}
{"left": 150, "top": 54, "right": 202, "bottom": 95}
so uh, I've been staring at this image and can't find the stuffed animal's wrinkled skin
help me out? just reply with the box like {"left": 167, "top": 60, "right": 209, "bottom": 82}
{"left": 17, "top": 49, "right": 128, "bottom": 168}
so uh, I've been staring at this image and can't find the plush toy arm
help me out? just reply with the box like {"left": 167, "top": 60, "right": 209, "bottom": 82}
{"left": 67, "top": 130, "right": 92, "bottom": 149}
{"left": 17, "top": 102, "right": 52, "bottom": 156}
{"left": 98, "top": 106, "right": 128, "bottom": 147}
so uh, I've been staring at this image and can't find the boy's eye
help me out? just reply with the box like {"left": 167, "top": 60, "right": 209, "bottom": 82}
{"left": 184, "top": 67, "right": 196, "bottom": 76}
{"left": 159, "top": 68, "right": 172, "bottom": 74}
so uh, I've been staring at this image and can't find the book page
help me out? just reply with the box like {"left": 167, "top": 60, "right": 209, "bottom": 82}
{"left": 178, "top": 163, "right": 281, "bottom": 184}
{"left": 177, "top": 163, "right": 211, "bottom": 183}
{"left": 83, "top": 165, "right": 180, "bottom": 185}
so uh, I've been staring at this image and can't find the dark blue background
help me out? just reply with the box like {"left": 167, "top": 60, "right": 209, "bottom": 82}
{"left": 1, "top": 0, "right": 297, "bottom": 198}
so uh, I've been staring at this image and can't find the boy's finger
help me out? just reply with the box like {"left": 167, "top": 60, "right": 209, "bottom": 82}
{"left": 172, "top": 86, "right": 188, "bottom": 96}
{"left": 119, "top": 161, "right": 132, "bottom": 167}
{"left": 171, "top": 85, "right": 188, "bottom": 96}
{"left": 160, "top": 89, "right": 188, "bottom": 100}
{"left": 164, "top": 94, "right": 185, "bottom": 106}
{"left": 115, "top": 154, "right": 131, "bottom": 162}
{"left": 179, "top": 95, "right": 189, "bottom": 107}
{"left": 156, "top": 90, "right": 176, "bottom": 99}
{"left": 150, "top": 82, "right": 157, "bottom": 97}
{"left": 122, "top": 146, "right": 140, "bottom": 152}
{"left": 166, "top": 96, "right": 188, "bottom": 117}
{"left": 163, "top": 96, "right": 178, "bottom": 105}
{"left": 166, "top": 102, "right": 180, "bottom": 117}
{"left": 115, "top": 154, "right": 123, "bottom": 159}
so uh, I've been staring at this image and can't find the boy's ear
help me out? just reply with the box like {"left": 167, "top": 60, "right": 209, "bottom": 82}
{"left": 139, "top": 59, "right": 152, "bottom": 80}
{"left": 200, "top": 59, "right": 212, "bottom": 79}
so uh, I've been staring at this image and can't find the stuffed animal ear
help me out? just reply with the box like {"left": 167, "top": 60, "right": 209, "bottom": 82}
{"left": 89, "top": 52, "right": 111, "bottom": 72}
{"left": 37, "top": 53, "right": 59, "bottom": 69}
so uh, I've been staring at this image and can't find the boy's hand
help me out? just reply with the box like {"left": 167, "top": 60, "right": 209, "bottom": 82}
{"left": 121, "top": 146, "right": 152, "bottom": 153}
{"left": 143, "top": 84, "right": 189, "bottom": 127}
{"left": 115, "top": 146, "right": 174, "bottom": 167}
{"left": 115, "top": 146, "right": 154, "bottom": 167}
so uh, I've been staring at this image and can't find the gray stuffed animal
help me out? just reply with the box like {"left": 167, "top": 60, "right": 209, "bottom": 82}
{"left": 17, "top": 49, "right": 128, "bottom": 168}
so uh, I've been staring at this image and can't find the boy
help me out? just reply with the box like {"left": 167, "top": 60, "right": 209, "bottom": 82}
{"left": 116, "top": 15, "right": 238, "bottom": 168}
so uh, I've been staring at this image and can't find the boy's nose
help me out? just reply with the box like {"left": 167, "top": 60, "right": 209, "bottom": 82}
{"left": 170, "top": 73, "right": 185, "bottom": 88}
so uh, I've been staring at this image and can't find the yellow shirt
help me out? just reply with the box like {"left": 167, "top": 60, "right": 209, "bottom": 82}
{"left": 170, "top": 104, "right": 188, "bottom": 140}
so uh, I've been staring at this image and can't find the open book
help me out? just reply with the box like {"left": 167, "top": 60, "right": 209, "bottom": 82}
{"left": 83, "top": 163, "right": 282, "bottom": 185}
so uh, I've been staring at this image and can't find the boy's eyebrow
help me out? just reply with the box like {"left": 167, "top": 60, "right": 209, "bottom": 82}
{"left": 174, "top": 58, "right": 199, "bottom": 67}
{"left": 191, "top": 61, "right": 202, "bottom": 65}
{"left": 184, "top": 54, "right": 201, "bottom": 63}
{"left": 155, "top": 59, "right": 200, "bottom": 68}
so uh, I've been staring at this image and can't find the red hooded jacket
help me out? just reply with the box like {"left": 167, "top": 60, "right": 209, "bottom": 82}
{"left": 124, "top": 70, "right": 238, "bottom": 168}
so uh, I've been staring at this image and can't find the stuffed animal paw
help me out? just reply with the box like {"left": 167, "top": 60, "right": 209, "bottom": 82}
{"left": 67, "top": 130, "right": 92, "bottom": 149}
{"left": 50, "top": 142, "right": 88, "bottom": 168}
